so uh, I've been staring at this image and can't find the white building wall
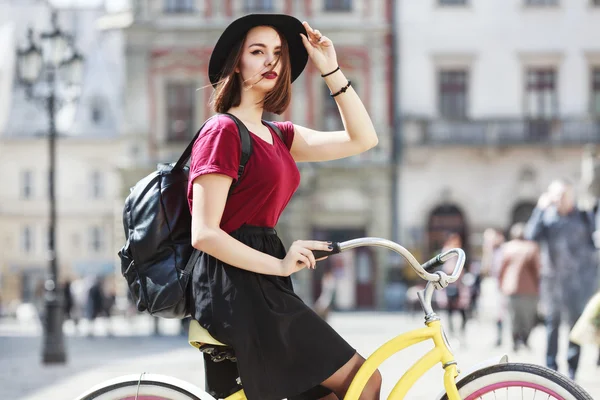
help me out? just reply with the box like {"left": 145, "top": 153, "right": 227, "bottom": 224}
{"left": 399, "top": 0, "right": 600, "bottom": 118}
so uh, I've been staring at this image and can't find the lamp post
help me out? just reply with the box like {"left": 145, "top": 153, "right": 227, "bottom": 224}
{"left": 16, "top": 11, "right": 84, "bottom": 364}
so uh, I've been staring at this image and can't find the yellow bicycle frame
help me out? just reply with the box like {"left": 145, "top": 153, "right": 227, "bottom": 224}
{"left": 344, "top": 319, "right": 459, "bottom": 400}
{"left": 224, "top": 319, "right": 460, "bottom": 400}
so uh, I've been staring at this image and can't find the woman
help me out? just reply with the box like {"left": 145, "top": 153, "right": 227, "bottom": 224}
{"left": 188, "top": 14, "right": 380, "bottom": 400}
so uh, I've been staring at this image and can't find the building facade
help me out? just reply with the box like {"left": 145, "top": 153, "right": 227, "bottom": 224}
{"left": 0, "top": 1, "right": 126, "bottom": 306}
{"left": 101, "top": 0, "right": 395, "bottom": 309}
{"left": 396, "top": 0, "right": 600, "bottom": 267}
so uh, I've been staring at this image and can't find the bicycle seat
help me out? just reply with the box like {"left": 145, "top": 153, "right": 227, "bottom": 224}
{"left": 188, "top": 320, "right": 226, "bottom": 348}
{"left": 188, "top": 320, "right": 237, "bottom": 363}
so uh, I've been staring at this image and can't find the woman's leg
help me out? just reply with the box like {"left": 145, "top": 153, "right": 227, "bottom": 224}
{"left": 321, "top": 353, "right": 382, "bottom": 400}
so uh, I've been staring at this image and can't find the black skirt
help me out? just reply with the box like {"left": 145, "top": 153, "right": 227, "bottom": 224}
{"left": 189, "top": 225, "right": 356, "bottom": 400}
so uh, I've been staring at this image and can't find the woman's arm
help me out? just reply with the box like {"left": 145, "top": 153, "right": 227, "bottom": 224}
{"left": 291, "top": 68, "right": 378, "bottom": 162}
{"left": 191, "top": 174, "right": 331, "bottom": 276}
{"left": 292, "top": 22, "right": 378, "bottom": 163}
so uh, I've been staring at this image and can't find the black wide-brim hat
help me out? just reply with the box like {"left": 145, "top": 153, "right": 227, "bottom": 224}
{"left": 208, "top": 14, "right": 309, "bottom": 87}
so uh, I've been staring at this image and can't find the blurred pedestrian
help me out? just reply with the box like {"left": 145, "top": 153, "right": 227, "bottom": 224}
{"left": 580, "top": 144, "right": 600, "bottom": 367}
{"left": 62, "top": 279, "right": 74, "bottom": 324}
{"left": 481, "top": 227, "right": 506, "bottom": 346}
{"left": 526, "top": 178, "right": 599, "bottom": 380}
{"left": 86, "top": 275, "right": 111, "bottom": 337}
{"left": 569, "top": 291, "right": 600, "bottom": 350}
{"left": 498, "top": 222, "right": 541, "bottom": 351}
{"left": 314, "top": 268, "right": 336, "bottom": 321}
{"left": 33, "top": 280, "right": 46, "bottom": 324}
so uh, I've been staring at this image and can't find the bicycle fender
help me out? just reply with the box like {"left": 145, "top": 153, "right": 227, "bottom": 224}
{"left": 433, "top": 354, "right": 509, "bottom": 400}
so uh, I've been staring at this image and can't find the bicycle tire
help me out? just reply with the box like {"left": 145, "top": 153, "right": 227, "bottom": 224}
{"left": 440, "top": 363, "right": 593, "bottom": 400}
{"left": 74, "top": 373, "right": 219, "bottom": 400}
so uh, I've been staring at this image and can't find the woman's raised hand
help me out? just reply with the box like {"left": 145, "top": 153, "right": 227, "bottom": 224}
{"left": 280, "top": 240, "right": 333, "bottom": 276}
{"left": 300, "top": 21, "right": 338, "bottom": 76}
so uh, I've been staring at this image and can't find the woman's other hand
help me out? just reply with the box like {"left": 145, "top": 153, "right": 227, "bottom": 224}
{"left": 280, "top": 240, "right": 333, "bottom": 276}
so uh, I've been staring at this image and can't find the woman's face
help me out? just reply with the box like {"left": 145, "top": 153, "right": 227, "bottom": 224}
{"left": 237, "top": 26, "right": 282, "bottom": 92}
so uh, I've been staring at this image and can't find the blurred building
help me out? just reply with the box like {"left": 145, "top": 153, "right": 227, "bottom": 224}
{"left": 396, "top": 0, "right": 600, "bottom": 262}
{"left": 99, "top": 0, "right": 395, "bottom": 309}
{"left": 0, "top": 1, "right": 126, "bottom": 305}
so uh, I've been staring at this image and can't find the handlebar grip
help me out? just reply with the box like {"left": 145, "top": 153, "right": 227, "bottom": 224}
{"left": 421, "top": 254, "right": 444, "bottom": 272}
{"left": 313, "top": 242, "right": 342, "bottom": 260}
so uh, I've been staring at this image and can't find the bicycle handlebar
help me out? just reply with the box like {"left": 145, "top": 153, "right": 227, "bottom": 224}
{"left": 315, "top": 237, "right": 466, "bottom": 287}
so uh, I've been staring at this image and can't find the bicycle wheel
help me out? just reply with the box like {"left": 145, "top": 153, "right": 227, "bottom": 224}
{"left": 441, "top": 363, "right": 593, "bottom": 400}
{"left": 75, "top": 373, "right": 219, "bottom": 400}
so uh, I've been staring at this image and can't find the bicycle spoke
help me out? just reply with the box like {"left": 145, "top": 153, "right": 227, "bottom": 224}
{"left": 480, "top": 387, "right": 570, "bottom": 400}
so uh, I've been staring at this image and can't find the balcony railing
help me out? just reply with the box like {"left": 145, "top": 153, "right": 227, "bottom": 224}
{"left": 403, "top": 118, "right": 600, "bottom": 146}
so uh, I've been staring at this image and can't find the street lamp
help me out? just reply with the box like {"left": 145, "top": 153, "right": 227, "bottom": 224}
{"left": 16, "top": 11, "right": 84, "bottom": 364}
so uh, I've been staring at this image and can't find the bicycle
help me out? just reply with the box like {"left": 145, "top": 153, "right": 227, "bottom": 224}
{"left": 75, "top": 237, "right": 594, "bottom": 400}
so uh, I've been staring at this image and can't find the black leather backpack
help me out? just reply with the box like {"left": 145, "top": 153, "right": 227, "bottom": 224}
{"left": 118, "top": 113, "right": 284, "bottom": 318}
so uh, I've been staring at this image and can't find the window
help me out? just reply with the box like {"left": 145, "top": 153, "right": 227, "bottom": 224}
{"left": 166, "top": 82, "right": 196, "bottom": 142}
{"left": 90, "top": 226, "right": 104, "bottom": 253}
{"left": 91, "top": 170, "right": 103, "bottom": 199}
{"left": 439, "top": 69, "right": 468, "bottom": 119}
{"left": 244, "top": 0, "right": 273, "bottom": 12}
{"left": 21, "top": 226, "right": 34, "bottom": 254}
{"left": 525, "top": 68, "right": 557, "bottom": 118}
{"left": 21, "top": 170, "right": 33, "bottom": 199}
{"left": 164, "top": 0, "right": 195, "bottom": 13}
{"left": 324, "top": 0, "right": 352, "bottom": 12}
{"left": 525, "top": 0, "right": 558, "bottom": 5}
{"left": 525, "top": 68, "right": 557, "bottom": 139}
{"left": 439, "top": 0, "right": 467, "bottom": 5}
{"left": 592, "top": 67, "right": 600, "bottom": 117}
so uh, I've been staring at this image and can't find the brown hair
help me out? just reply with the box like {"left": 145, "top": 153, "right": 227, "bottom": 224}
{"left": 210, "top": 26, "right": 292, "bottom": 115}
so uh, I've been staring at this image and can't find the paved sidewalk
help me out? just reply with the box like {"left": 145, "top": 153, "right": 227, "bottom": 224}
{"left": 2, "top": 312, "right": 599, "bottom": 399}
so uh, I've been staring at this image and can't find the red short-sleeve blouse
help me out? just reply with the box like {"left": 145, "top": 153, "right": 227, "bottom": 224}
{"left": 187, "top": 114, "right": 300, "bottom": 233}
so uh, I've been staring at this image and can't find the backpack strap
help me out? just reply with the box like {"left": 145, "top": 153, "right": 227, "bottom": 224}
{"left": 262, "top": 120, "right": 285, "bottom": 144}
{"left": 223, "top": 113, "right": 252, "bottom": 193}
{"left": 173, "top": 113, "right": 252, "bottom": 193}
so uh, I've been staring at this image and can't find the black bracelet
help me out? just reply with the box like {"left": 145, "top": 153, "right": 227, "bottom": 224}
{"left": 321, "top": 66, "right": 340, "bottom": 78}
{"left": 330, "top": 80, "right": 352, "bottom": 98}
